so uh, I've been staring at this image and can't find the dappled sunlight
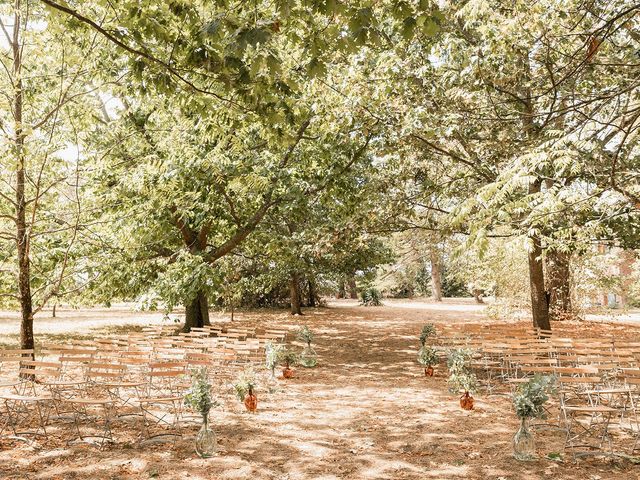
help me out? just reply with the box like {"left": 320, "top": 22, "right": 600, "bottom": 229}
{"left": 2, "top": 300, "right": 640, "bottom": 478}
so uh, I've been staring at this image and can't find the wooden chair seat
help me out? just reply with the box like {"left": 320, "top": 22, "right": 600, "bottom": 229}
{"left": 67, "top": 397, "right": 114, "bottom": 405}
{"left": 103, "top": 381, "right": 145, "bottom": 388}
{"left": 0, "top": 393, "right": 52, "bottom": 402}
{"left": 137, "top": 396, "right": 182, "bottom": 403}
{"left": 563, "top": 405, "right": 618, "bottom": 413}
{"left": 42, "top": 379, "right": 86, "bottom": 387}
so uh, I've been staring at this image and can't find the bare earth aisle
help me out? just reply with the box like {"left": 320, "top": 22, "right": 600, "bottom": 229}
{"left": 1, "top": 299, "right": 639, "bottom": 479}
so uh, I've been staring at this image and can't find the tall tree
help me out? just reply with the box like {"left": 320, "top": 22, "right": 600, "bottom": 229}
{"left": 0, "top": 0, "right": 108, "bottom": 349}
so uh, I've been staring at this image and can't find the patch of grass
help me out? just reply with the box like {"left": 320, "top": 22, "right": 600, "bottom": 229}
{"left": 546, "top": 452, "right": 563, "bottom": 462}
{"left": 97, "top": 324, "right": 144, "bottom": 335}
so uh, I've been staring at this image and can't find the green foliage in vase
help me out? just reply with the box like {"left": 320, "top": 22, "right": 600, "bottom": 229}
{"left": 417, "top": 346, "right": 439, "bottom": 367}
{"left": 296, "top": 325, "right": 314, "bottom": 347}
{"left": 446, "top": 348, "right": 478, "bottom": 394}
{"left": 184, "top": 367, "right": 218, "bottom": 416}
{"left": 265, "top": 342, "right": 284, "bottom": 371}
{"left": 512, "top": 375, "right": 556, "bottom": 419}
{"left": 234, "top": 367, "right": 258, "bottom": 402}
{"left": 419, "top": 323, "right": 436, "bottom": 346}
{"left": 277, "top": 348, "right": 298, "bottom": 368}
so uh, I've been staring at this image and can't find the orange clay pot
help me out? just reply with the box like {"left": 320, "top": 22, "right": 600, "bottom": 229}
{"left": 424, "top": 366, "right": 434, "bottom": 377}
{"left": 460, "top": 392, "right": 474, "bottom": 410}
{"left": 244, "top": 392, "right": 257, "bottom": 412}
{"left": 282, "top": 367, "right": 294, "bottom": 379}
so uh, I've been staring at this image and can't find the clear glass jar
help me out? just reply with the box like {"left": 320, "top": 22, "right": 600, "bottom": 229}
{"left": 195, "top": 414, "right": 216, "bottom": 458}
{"left": 299, "top": 344, "right": 318, "bottom": 368}
{"left": 265, "top": 343, "right": 278, "bottom": 378}
{"left": 513, "top": 418, "right": 535, "bottom": 461}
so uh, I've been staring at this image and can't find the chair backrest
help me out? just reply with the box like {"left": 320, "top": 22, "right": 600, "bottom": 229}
{"left": 0, "top": 349, "right": 34, "bottom": 378}
{"left": 19, "top": 360, "right": 62, "bottom": 382}
{"left": 86, "top": 361, "right": 128, "bottom": 383}
{"left": 622, "top": 369, "right": 640, "bottom": 387}
{"left": 147, "top": 361, "right": 187, "bottom": 394}
{"left": 58, "top": 347, "right": 97, "bottom": 378}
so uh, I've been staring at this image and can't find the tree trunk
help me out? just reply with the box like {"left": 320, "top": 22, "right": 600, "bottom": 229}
{"left": 308, "top": 280, "right": 316, "bottom": 307}
{"left": 289, "top": 273, "right": 302, "bottom": 315}
{"left": 12, "top": 5, "right": 34, "bottom": 353}
{"left": 472, "top": 289, "right": 484, "bottom": 304}
{"left": 52, "top": 303, "right": 57, "bottom": 318}
{"left": 337, "top": 281, "right": 345, "bottom": 299}
{"left": 545, "top": 250, "right": 572, "bottom": 321}
{"left": 183, "top": 290, "right": 210, "bottom": 332}
{"left": 527, "top": 235, "right": 551, "bottom": 333}
{"left": 347, "top": 275, "right": 358, "bottom": 299}
{"left": 429, "top": 249, "right": 443, "bottom": 302}
{"left": 526, "top": 179, "right": 551, "bottom": 332}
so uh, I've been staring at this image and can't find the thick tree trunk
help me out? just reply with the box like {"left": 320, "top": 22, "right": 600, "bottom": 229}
{"left": 308, "top": 280, "right": 316, "bottom": 307}
{"left": 289, "top": 273, "right": 302, "bottom": 315}
{"left": 429, "top": 249, "right": 443, "bottom": 302}
{"left": 526, "top": 179, "right": 551, "bottom": 332}
{"left": 337, "top": 281, "right": 345, "bottom": 299}
{"left": 545, "top": 250, "right": 572, "bottom": 321}
{"left": 347, "top": 275, "right": 358, "bottom": 299}
{"left": 527, "top": 233, "right": 551, "bottom": 332}
{"left": 183, "top": 290, "right": 210, "bottom": 332}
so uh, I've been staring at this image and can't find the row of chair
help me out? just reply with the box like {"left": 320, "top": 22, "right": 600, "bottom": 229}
{"left": 0, "top": 324, "right": 291, "bottom": 448}
{"left": 429, "top": 323, "right": 640, "bottom": 459}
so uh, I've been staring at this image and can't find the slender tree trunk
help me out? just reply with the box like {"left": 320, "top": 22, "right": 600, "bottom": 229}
{"left": 308, "top": 279, "right": 316, "bottom": 307}
{"left": 429, "top": 249, "right": 443, "bottom": 302}
{"left": 289, "top": 273, "right": 302, "bottom": 315}
{"left": 12, "top": 4, "right": 34, "bottom": 352}
{"left": 52, "top": 303, "right": 57, "bottom": 318}
{"left": 347, "top": 274, "right": 358, "bottom": 299}
{"left": 545, "top": 250, "right": 572, "bottom": 321}
{"left": 183, "top": 290, "right": 210, "bottom": 332}
{"left": 472, "top": 289, "right": 484, "bottom": 304}
{"left": 337, "top": 281, "right": 345, "bottom": 299}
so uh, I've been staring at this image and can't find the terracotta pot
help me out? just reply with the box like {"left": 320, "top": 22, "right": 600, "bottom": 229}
{"left": 282, "top": 367, "right": 294, "bottom": 379}
{"left": 244, "top": 393, "right": 257, "bottom": 412}
{"left": 424, "top": 366, "right": 434, "bottom": 377}
{"left": 460, "top": 392, "right": 474, "bottom": 410}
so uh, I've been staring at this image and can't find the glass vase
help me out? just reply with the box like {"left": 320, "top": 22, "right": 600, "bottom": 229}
{"left": 513, "top": 418, "right": 535, "bottom": 461}
{"left": 299, "top": 345, "right": 318, "bottom": 368}
{"left": 195, "top": 414, "right": 216, "bottom": 458}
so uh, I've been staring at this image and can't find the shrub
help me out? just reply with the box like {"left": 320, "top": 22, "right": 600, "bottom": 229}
{"left": 360, "top": 287, "right": 382, "bottom": 306}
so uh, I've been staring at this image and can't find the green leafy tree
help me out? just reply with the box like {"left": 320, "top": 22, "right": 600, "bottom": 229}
{"left": 0, "top": 1, "right": 111, "bottom": 349}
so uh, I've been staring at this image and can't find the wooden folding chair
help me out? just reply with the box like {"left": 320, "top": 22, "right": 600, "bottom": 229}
{"left": 0, "top": 360, "right": 56, "bottom": 442}
{"left": 0, "top": 349, "right": 34, "bottom": 393}
{"left": 136, "top": 361, "right": 187, "bottom": 443}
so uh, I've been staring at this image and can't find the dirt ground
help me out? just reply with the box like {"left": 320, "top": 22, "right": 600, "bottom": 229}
{"left": 1, "top": 299, "right": 640, "bottom": 480}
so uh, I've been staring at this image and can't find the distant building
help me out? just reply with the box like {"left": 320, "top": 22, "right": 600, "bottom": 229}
{"left": 595, "top": 245, "right": 636, "bottom": 307}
